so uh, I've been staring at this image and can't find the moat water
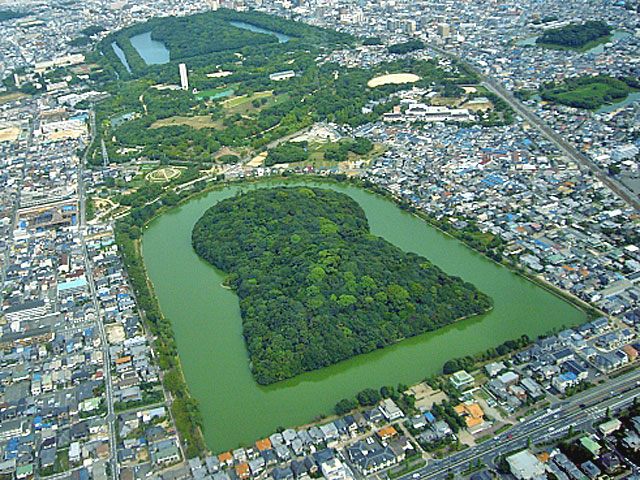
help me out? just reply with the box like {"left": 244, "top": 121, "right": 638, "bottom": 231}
{"left": 142, "top": 179, "right": 586, "bottom": 452}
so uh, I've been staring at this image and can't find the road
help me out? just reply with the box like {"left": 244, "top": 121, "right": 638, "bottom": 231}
{"left": 398, "top": 368, "right": 640, "bottom": 480}
{"left": 1, "top": 103, "right": 34, "bottom": 303}
{"left": 78, "top": 110, "right": 96, "bottom": 228}
{"left": 82, "top": 237, "right": 118, "bottom": 480}
{"left": 428, "top": 44, "right": 640, "bottom": 212}
{"left": 77, "top": 108, "right": 117, "bottom": 480}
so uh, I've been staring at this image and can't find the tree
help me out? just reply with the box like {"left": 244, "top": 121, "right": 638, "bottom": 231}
{"left": 357, "top": 388, "right": 382, "bottom": 406}
{"left": 335, "top": 398, "right": 357, "bottom": 415}
{"left": 443, "top": 360, "right": 460, "bottom": 375}
{"left": 380, "top": 385, "right": 396, "bottom": 399}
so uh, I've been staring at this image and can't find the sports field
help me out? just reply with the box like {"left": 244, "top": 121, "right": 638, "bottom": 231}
{"left": 367, "top": 73, "right": 420, "bottom": 88}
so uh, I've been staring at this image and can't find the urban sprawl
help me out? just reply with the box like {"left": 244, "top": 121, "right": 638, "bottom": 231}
{"left": 0, "top": 0, "right": 640, "bottom": 480}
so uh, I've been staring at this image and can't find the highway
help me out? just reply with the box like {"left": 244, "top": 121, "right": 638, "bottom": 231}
{"left": 427, "top": 44, "right": 640, "bottom": 212}
{"left": 398, "top": 368, "right": 640, "bottom": 480}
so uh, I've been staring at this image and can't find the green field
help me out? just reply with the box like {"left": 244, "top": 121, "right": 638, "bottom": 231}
{"left": 225, "top": 90, "right": 273, "bottom": 107}
{"left": 225, "top": 92, "right": 288, "bottom": 115}
{"left": 149, "top": 115, "right": 224, "bottom": 130}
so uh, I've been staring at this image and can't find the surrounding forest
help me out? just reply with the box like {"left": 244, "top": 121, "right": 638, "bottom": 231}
{"left": 536, "top": 20, "right": 612, "bottom": 49}
{"left": 82, "top": 8, "right": 478, "bottom": 165}
{"left": 93, "top": 8, "right": 352, "bottom": 79}
{"left": 86, "top": 55, "right": 475, "bottom": 164}
{"left": 192, "top": 187, "right": 493, "bottom": 384}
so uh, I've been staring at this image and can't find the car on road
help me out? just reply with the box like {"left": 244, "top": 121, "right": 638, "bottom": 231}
{"left": 413, "top": 473, "right": 421, "bottom": 479}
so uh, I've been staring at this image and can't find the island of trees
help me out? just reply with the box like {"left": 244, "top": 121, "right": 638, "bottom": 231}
{"left": 541, "top": 75, "right": 640, "bottom": 110}
{"left": 536, "top": 20, "right": 612, "bottom": 49}
{"left": 192, "top": 187, "right": 493, "bottom": 384}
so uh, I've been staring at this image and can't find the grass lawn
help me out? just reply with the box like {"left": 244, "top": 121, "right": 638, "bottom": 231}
{"left": 150, "top": 115, "right": 224, "bottom": 130}
{"left": 225, "top": 90, "right": 273, "bottom": 108}
{"left": 475, "top": 388, "right": 489, "bottom": 400}
{"left": 56, "top": 449, "right": 70, "bottom": 472}
{"left": 224, "top": 91, "right": 285, "bottom": 115}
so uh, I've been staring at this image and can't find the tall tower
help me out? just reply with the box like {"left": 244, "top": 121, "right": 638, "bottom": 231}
{"left": 179, "top": 63, "right": 189, "bottom": 91}
{"left": 437, "top": 22, "right": 450, "bottom": 38}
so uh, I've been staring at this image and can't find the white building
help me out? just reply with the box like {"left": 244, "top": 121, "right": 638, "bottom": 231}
{"left": 321, "top": 458, "right": 354, "bottom": 480}
{"left": 384, "top": 104, "right": 472, "bottom": 123}
{"left": 69, "top": 442, "right": 81, "bottom": 463}
{"left": 507, "top": 450, "right": 545, "bottom": 480}
{"left": 380, "top": 398, "right": 404, "bottom": 421}
{"left": 269, "top": 70, "right": 296, "bottom": 81}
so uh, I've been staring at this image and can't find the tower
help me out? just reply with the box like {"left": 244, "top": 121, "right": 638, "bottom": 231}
{"left": 438, "top": 22, "right": 450, "bottom": 38}
{"left": 179, "top": 63, "right": 189, "bottom": 91}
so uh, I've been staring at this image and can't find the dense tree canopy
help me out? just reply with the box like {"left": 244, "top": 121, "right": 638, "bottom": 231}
{"left": 536, "top": 20, "right": 611, "bottom": 49}
{"left": 265, "top": 143, "right": 310, "bottom": 166}
{"left": 192, "top": 187, "right": 492, "bottom": 384}
{"left": 388, "top": 40, "right": 425, "bottom": 54}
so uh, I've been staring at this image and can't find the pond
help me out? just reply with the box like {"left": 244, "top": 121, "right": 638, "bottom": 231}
{"left": 111, "top": 41, "right": 131, "bottom": 74}
{"left": 229, "top": 20, "right": 292, "bottom": 43}
{"left": 129, "top": 31, "right": 170, "bottom": 65}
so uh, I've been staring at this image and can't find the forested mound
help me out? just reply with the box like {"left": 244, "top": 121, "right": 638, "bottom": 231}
{"left": 536, "top": 20, "right": 611, "bottom": 49}
{"left": 192, "top": 187, "right": 492, "bottom": 384}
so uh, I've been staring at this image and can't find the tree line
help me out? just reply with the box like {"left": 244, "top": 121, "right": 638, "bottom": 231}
{"left": 115, "top": 186, "right": 209, "bottom": 457}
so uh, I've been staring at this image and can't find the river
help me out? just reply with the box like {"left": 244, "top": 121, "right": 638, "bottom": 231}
{"left": 142, "top": 179, "right": 586, "bottom": 453}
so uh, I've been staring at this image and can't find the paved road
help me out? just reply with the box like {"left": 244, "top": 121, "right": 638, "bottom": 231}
{"left": 78, "top": 110, "right": 96, "bottom": 228}
{"left": 77, "top": 108, "right": 117, "bottom": 480}
{"left": 82, "top": 238, "right": 118, "bottom": 480}
{"left": 427, "top": 44, "right": 640, "bottom": 212}
{"left": 399, "top": 368, "right": 640, "bottom": 480}
{"left": 0, "top": 103, "right": 34, "bottom": 302}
